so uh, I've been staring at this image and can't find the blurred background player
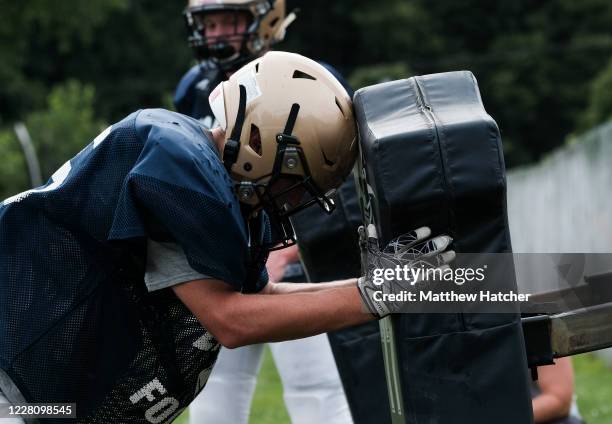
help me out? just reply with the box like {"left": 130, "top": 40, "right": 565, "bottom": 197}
{"left": 175, "top": 2, "right": 353, "bottom": 423}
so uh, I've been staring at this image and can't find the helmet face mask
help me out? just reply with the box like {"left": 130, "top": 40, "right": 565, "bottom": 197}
{"left": 233, "top": 103, "right": 337, "bottom": 248}
{"left": 187, "top": 9, "right": 254, "bottom": 64}
{"left": 248, "top": 138, "right": 337, "bottom": 249}
{"left": 184, "top": 0, "right": 290, "bottom": 72}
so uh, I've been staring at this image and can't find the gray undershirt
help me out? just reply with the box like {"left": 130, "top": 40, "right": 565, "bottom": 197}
{"left": 144, "top": 239, "right": 211, "bottom": 292}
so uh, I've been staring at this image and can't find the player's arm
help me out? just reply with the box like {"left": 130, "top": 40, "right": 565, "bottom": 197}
{"left": 261, "top": 279, "right": 358, "bottom": 294}
{"left": 172, "top": 225, "right": 454, "bottom": 348}
{"left": 532, "top": 357, "right": 574, "bottom": 423}
{"left": 262, "top": 244, "right": 358, "bottom": 294}
{"left": 145, "top": 239, "right": 369, "bottom": 348}
{"left": 172, "top": 278, "right": 373, "bottom": 349}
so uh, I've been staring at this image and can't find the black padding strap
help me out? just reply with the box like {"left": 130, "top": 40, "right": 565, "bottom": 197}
{"left": 283, "top": 103, "right": 300, "bottom": 136}
{"left": 231, "top": 85, "right": 247, "bottom": 141}
{"left": 223, "top": 85, "right": 247, "bottom": 172}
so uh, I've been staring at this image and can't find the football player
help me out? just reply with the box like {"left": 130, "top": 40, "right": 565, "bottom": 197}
{"left": 176, "top": 0, "right": 296, "bottom": 127}
{"left": 0, "top": 51, "right": 454, "bottom": 423}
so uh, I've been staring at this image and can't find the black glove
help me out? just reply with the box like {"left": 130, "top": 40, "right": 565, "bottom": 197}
{"left": 357, "top": 224, "right": 455, "bottom": 318}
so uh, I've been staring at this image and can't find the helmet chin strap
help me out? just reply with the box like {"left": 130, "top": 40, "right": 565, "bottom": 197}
{"left": 223, "top": 84, "right": 247, "bottom": 172}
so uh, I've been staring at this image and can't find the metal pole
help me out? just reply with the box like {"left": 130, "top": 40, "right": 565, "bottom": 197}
{"left": 380, "top": 317, "right": 407, "bottom": 424}
{"left": 13, "top": 122, "right": 42, "bottom": 188}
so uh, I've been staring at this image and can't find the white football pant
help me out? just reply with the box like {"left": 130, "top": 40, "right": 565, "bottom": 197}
{"left": 189, "top": 334, "right": 352, "bottom": 424}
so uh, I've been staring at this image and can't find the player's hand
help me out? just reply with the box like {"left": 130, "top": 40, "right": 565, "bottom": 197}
{"left": 357, "top": 224, "right": 455, "bottom": 318}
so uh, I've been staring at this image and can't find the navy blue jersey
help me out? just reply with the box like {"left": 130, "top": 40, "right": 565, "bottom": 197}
{"left": 0, "top": 109, "right": 268, "bottom": 423}
{"left": 174, "top": 63, "right": 224, "bottom": 128}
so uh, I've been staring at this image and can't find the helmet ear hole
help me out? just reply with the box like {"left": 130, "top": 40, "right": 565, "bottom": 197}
{"left": 249, "top": 124, "right": 263, "bottom": 156}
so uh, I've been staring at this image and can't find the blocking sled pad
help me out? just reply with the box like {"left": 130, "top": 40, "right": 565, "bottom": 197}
{"left": 292, "top": 179, "right": 392, "bottom": 424}
{"left": 350, "top": 71, "right": 533, "bottom": 423}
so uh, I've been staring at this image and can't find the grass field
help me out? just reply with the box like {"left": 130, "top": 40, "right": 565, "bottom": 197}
{"left": 174, "top": 346, "right": 290, "bottom": 424}
{"left": 176, "top": 349, "right": 612, "bottom": 424}
{"left": 574, "top": 353, "right": 612, "bottom": 423}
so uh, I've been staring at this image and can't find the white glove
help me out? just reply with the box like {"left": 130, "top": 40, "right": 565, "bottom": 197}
{"left": 357, "top": 224, "right": 455, "bottom": 318}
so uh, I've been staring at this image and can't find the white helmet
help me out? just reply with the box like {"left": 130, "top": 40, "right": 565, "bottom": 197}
{"left": 209, "top": 51, "right": 357, "bottom": 244}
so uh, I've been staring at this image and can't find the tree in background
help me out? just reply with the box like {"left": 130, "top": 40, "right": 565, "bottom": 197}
{"left": 0, "top": 0, "right": 190, "bottom": 198}
{"left": 580, "top": 56, "right": 612, "bottom": 131}
{"left": 0, "top": 131, "right": 30, "bottom": 200}
{"left": 1, "top": 0, "right": 612, "bottom": 197}
{"left": 0, "top": 81, "right": 104, "bottom": 199}
{"left": 285, "top": 0, "right": 612, "bottom": 166}
{"left": 0, "top": 0, "right": 191, "bottom": 124}
{"left": 26, "top": 81, "right": 106, "bottom": 179}
{"left": 0, "top": 0, "right": 128, "bottom": 124}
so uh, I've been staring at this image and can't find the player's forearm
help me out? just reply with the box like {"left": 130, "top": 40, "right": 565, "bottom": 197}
{"left": 267, "top": 278, "right": 358, "bottom": 294}
{"left": 222, "top": 285, "right": 373, "bottom": 347}
{"left": 532, "top": 394, "right": 571, "bottom": 423}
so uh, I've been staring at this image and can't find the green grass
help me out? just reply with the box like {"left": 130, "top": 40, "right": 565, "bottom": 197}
{"left": 174, "top": 407, "right": 188, "bottom": 423}
{"left": 176, "top": 350, "right": 612, "bottom": 424}
{"left": 249, "top": 347, "right": 291, "bottom": 424}
{"left": 574, "top": 353, "right": 612, "bottom": 424}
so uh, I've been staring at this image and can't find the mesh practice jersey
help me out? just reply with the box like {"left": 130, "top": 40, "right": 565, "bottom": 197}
{"left": 0, "top": 108, "right": 269, "bottom": 423}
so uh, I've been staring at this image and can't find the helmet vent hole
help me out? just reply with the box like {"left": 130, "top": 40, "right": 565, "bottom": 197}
{"left": 335, "top": 97, "right": 346, "bottom": 117}
{"left": 249, "top": 124, "right": 262, "bottom": 156}
{"left": 292, "top": 70, "right": 316, "bottom": 81}
{"left": 321, "top": 148, "right": 336, "bottom": 167}
{"left": 255, "top": 62, "right": 260, "bottom": 73}
{"left": 270, "top": 17, "right": 280, "bottom": 27}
